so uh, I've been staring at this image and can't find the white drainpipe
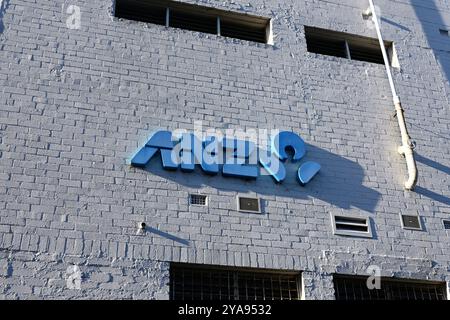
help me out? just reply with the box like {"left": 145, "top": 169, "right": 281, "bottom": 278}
{"left": 366, "top": 0, "right": 418, "bottom": 190}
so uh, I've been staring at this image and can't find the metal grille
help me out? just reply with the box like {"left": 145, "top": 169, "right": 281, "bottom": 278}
{"left": 334, "top": 275, "right": 447, "bottom": 300}
{"left": 170, "top": 264, "right": 301, "bottom": 300}
{"left": 237, "top": 197, "right": 260, "bottom": 213}
{"left": 190, "top": 194, "right": 207, "bottom": 206}
{"left": 334, "top": 216, "right": 368, "bottom": 232}
{"left": 331, "top": 213, "right": 372, "bottom": 238}
{"left": 401, "top": 215, "right": 422, "bottom": 230}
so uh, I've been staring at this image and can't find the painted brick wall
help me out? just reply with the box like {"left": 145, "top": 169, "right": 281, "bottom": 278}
{"left": 0, "top": 0, "right": 449, "bottom": 299}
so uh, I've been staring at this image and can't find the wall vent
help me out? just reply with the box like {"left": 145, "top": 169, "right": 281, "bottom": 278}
{"left": 189, "top": 194, "right": 207, "bottom": 206}
{"left": 439, "top": 28, "right": 449, "bottom": 36}
{"left": 331, "top": 213, "right": 372, "bottom": 238}
{"left": 305, "top": 26, "right": 394, "bottom": 65}
{"left": 114, "top": 0, "right": 271, "bottom": 44}
{"left": 401, "top": 215, "right": 422, "bottom": 230}
{"left": 443, "top": 220, "right": 450, "bottom": 230}
{"left": 237, "top": 196, "right": 261, "bottom": 213}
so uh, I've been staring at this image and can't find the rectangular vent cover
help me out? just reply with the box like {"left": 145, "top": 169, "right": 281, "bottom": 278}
{"left": 237, "top": 196, "right": 261, "bottom": 213}
{"left": 190, "top": 194, "right": 207, "bottom": 206}
{"left": 114, "top": 0, "right": 271, "bottom": 44}
{"left": 305, "top": 26, "right": 393, "bottom": 65}
{"left": 443, "top": 220, "right": 450, "bottom": 230}
{"left": 331, "top": 213, "right": 372, "bottom": 238}
{"left": 401, "top": 215, "right": 422, "bottom": 230}
{"left": 170, "top": 263, "right": 301, "bottom": 300}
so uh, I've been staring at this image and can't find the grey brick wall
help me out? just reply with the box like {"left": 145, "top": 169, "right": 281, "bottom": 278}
{"left": 0, "top": 250, "right": 169, "bottom": 299}
{"left": 0, "top": 0, "right": 449, "bottom": 299}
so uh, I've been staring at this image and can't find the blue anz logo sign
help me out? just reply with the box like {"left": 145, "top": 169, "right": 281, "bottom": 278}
{"left": 131, "top": 130, "right": 320, "bottom": 186}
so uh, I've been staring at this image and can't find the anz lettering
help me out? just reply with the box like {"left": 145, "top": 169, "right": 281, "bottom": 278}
{"left": 131, "top": 130, "right": 320, "bottom": 186}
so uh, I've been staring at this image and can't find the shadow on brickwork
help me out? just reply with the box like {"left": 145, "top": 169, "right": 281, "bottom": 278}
{"left": 0, "top": 0, "right": 10, "bottom": 35}
{"left": 139, "top": 144, "right": 381, "bottom": 213}
{"left": 415, "top": 153, "right": 450, "bottom": 176}
{"left": 409, "top": 1, "right": 450, "bottom": 206}
{"left": 415, "top": 186, "right": 450, "bottom": 206}
{"left": 414, "top": 153, "right": 450, "bottom": 206}
{"left": 381, "top": 17, "right": 411, "bottom": 32}
{"left": 411, "top": 0, "right": 450, "bottom": 88}
{"left": 146, "top": 226, "right": 190, "bottom": 246}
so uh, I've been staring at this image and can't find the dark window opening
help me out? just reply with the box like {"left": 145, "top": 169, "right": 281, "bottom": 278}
{"left": 221, "top": 17, "right": 267, "bottom": 43}
{"left": 170, "top": 9, "right": 217, "bottom": 35}
{"left": 347, "top": 42, "right": 384, "bottom": 64}
{"left": 170, "top": 263, "right": 301, "bottom": 300}
{"left": 443, "top": 220, "right": 450, "bottom": 230}
{"left": 114, "top": 1, "right": 166, "bottom": 26}
{"left": 305, "top": 34, "right": 347, "bottom": 58}
{"left": 114, "top": 0, "right": 271, "bottom": 44}
{"left": 334, "top": 275, "right": 447, "bottom": 300}
{"left": 305, "top": 26, "right": 393, "bottom": 65}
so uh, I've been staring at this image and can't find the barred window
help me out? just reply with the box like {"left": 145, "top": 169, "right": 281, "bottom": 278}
{"left": 334, "top": 275, "right": 447, "bottom": 300}
{"left": 114, "top": 0, "right": 271, "bottom": 44}
{"left": 305, "top": 26, "right": 394, "bottom": 65}
{"left": 170, "top": 263, "right": 301, "bottom": 300}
